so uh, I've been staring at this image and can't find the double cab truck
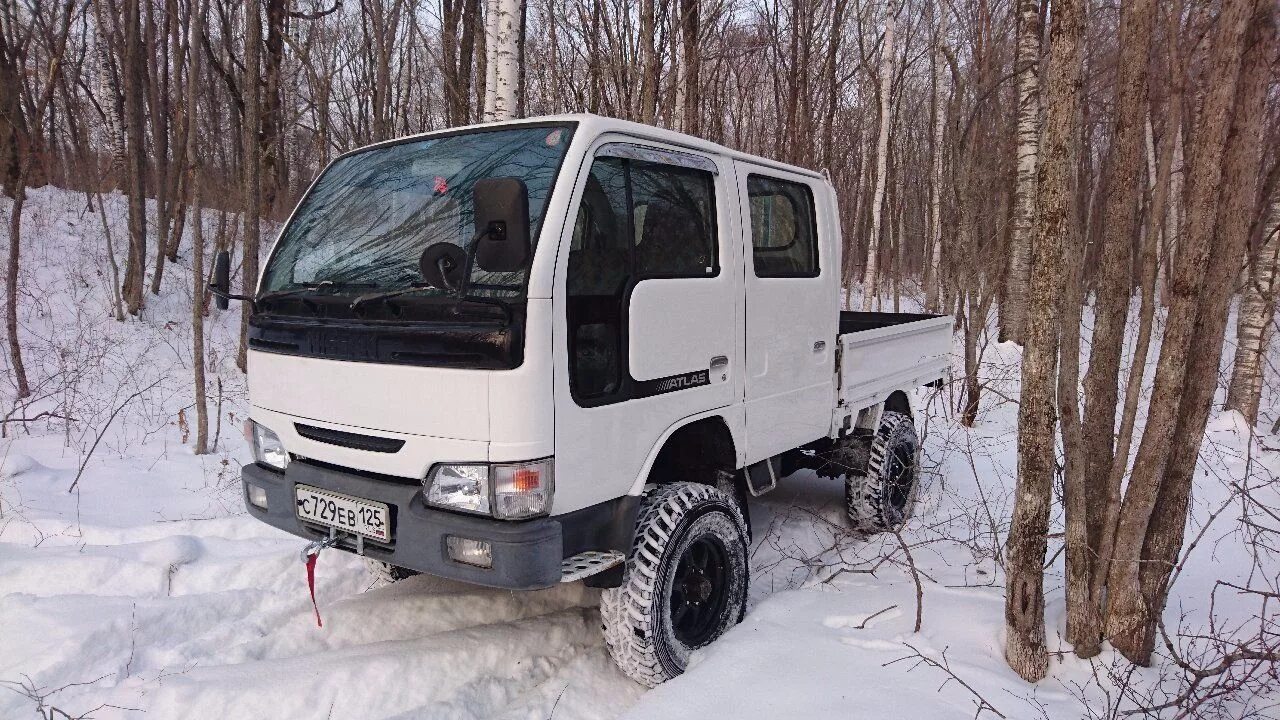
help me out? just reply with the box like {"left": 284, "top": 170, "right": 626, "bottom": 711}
{"left": 212, "top": 114, "right": 951, "bottom": 686}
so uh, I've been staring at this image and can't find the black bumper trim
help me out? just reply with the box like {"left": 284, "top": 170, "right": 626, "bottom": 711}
{"left": 242, "top": 461, "right": 637, "bottom": 590}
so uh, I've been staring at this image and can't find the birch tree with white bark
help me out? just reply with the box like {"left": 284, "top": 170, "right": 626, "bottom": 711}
{"left": 999, "top": 0, "right": 1041, "bottom": 345}
{"left": 861, "top": 2, "right": 898, "bottom": 311}
{"left": 483, "top": 0, "right": 523, "bottom": 120}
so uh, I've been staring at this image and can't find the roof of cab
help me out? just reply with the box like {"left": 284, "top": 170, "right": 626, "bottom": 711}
{"left": 348, "top": 113, "right": 827, "bottom": 182}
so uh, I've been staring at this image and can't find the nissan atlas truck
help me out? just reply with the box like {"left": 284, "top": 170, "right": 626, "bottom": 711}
{"left": 211, "top": 114, "right": 951, "bottom": 687}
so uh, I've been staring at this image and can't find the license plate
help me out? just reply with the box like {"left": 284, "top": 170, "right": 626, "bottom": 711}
{"left": 294, "top": 485, "right": 391, "bottom": 543}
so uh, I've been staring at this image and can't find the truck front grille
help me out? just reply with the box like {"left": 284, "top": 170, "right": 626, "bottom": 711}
{"left": 295, "top": 423, "right": 406, "bottom": 454}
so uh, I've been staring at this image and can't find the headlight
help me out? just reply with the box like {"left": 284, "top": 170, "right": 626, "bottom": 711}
{"left": 425, "top": 464, "right": 490, "bottom": 515}
{"left": 424, "top": 458, "right": 554, "bottom": 519}
{"left": 247, "top": 420, "right": 289, "bottom": 471}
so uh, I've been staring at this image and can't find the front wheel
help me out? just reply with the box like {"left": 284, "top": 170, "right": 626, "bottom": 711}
{"left": 600, "top": 482, "right": 749, "bottom": 687}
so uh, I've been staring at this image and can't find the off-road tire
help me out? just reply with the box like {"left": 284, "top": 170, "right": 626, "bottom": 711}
{"left": 600, "top": 482, "right": 749, "bottom": 687}
{"left": 365, "top": 558, "right": 418, "bottom": 586}
{"left": 845, "top": 411, "right": 920, "bottom": 533}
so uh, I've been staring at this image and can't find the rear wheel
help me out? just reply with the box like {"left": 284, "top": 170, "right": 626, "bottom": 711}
{"left": 600, "top": 482, "right": 748, "bottom": 687}
{"left": 845, "top": 410, "right": 919, "bottom": 533}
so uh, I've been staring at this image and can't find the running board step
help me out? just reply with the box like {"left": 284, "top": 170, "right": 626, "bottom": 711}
{"left": 560, "top": 550, "right": 625, "bottom": 583}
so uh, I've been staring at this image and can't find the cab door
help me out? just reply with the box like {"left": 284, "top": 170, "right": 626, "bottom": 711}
{"left": 551, "top": 140, "right": 741, "bottom": 513}
{"left": 735, "top": 163, "right": 837, "bottom": 463}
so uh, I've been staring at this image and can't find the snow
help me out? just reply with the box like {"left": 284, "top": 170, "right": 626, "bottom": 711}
{"left": 2, "top": 186, "right": 1277, "bottom": 718}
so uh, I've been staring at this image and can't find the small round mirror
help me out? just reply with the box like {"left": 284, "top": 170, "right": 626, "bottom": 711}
{"left": 419, "top": 243, "right": 468, "bottom": 292}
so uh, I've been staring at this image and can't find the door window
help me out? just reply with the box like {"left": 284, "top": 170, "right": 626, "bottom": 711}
{"left": 566, "top": 153, "right": 718, "bottom": 405}
{"left": 748, "top": 175, "right": 819, "bottom": 278}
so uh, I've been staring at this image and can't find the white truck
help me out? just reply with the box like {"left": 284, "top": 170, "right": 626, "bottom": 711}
{"left": 212, "top": 114, "right": 951, "bottom": 686}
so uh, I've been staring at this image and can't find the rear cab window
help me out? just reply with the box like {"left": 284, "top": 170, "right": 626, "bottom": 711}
{"left": 747, "top": 175, "right": 819, "bottom": 278}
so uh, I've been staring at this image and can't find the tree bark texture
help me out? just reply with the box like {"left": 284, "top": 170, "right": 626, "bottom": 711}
{"left": 1103, "top": 0, "right": 1257, "bottom": 665}
{"left": 861, "top": 8, "right": 896, "bottom": 311}
{"left": 1225, "top": 189, "right": 1280, "bottom": 423}
{"left": 1080, "top": 0, "right": 1156, "bottom": 586}
{"left": 999, "top": 0, "right": 1041, "bottom": 345}
{"left": 1127, "top": 0, "right": 1276, "bottom": 664}
{"left": 238, "top": 0, "right": 263, "bottom": 372}
{"left": 1004, "top": 0, "right": 1083, "bottom": 684}
{"left": 122, "top": 0, "right": 149, "bottom": 316}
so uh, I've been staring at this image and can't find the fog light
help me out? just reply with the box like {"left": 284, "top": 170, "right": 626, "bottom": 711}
{"left": 446, "top": 536, "right": 493, "bottom": 568}
{"left": 247, "top": 483, "right": 269, "bottom": 510}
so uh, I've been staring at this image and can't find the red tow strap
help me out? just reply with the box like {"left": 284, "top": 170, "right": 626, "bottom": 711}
{"left": 305, "top": 551, "right": 323, "bottom": 627}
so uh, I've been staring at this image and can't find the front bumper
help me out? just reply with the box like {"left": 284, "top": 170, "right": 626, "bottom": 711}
{"left": 243, "top": 461, "right": 568, "bottom": 589}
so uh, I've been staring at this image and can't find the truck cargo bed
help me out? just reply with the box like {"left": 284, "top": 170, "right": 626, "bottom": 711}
{"left": 836, "top": 312, "right": 952, "bottom": 412}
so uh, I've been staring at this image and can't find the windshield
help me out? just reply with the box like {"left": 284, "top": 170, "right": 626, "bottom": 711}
{"left": 261, "top": 125, "right": 574, "bottom": 299}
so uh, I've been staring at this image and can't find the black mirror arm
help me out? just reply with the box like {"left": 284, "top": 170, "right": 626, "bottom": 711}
{"left": 207, "top": 283, "right": 258, "bottom": 312}
{"left": 448, "top": 224, "right": 512, "bottom": 325}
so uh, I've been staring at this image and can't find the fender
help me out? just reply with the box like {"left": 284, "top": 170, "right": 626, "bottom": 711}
{"left": 625, "top": 407, "right": 745, "bottom": 497}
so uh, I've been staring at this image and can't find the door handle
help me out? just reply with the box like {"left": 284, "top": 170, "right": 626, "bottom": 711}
{"left": 813, "top": 341, "right": 827, "bottom": 352}
{"left": 710, "top": 355, "right": 729, "bottom": 371}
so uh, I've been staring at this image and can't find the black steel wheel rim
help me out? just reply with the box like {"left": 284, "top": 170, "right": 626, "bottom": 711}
{"left": 670, "top": 534, "right": 730, "bottom": 647}
{"left": 885, "top": 440, "right": 916, "bottom": 522}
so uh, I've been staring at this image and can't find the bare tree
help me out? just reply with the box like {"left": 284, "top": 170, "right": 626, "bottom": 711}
{"left": 999, "top": 0, "right": 1040, "bottom": 345}
{"left": 1, "top": 0, "right": 78, "bottom": 399}
{"left": 1103, "top": 0, "right": 1261, "bottom": 665}
{"left": 1225, "top": 185, "right": 1280, "bottom": 423}
{"left": 861, "top": 3, "right": 897, "bottom": 311}
{"left": 121, "top": 0, "right": 149, "bottom": 316}
{"left": 238, "top": 0, "right": 263, "bottom": 372}
{"left": 1004, "top": 0, "right": 1083, "bottom": 683}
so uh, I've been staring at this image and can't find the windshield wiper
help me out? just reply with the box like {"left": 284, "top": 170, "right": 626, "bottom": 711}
{"left": 259, "top": 280, "right": 337, "bottom": 302}
{"left": 349, "top": 283, "right": 433, "bottom": 312}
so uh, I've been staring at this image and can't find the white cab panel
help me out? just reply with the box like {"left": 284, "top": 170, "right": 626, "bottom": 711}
{"left": 736, "top": 163, "right": 840, "bottom": 463}
{"left": 550, "top": 133, "right": 745, "bottom": 513}
{"left": 628, "top": 278, "right": 735, "bottom": 384}
{"left": 251, "top": 405, "right": 486, "bottom": 479}
{"left": 248, "top": 350, "right": 490, "bottom": 441}
{"left": 487, "top": 299, "right": 556, "bottom": 463}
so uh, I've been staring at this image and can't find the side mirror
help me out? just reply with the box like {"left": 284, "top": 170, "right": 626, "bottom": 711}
{"left": 473, "top": 177, "right": 530, "bottom": 273}
{"left": 212, "top": 250, "right": 231, "bottom": 310}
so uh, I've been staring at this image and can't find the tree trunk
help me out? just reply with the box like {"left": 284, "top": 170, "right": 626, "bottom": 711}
{"left": 147, "top": 2, "right": 172, "bottom": 296}
{"left": 1058, "top": 157, "right": 1090, "bottom": 653}
{"left": 6, "top": 185, "right": 30, "bottom": 398}
{"left": 188, "top": 0, "right": 209, "bottom": 454}
{"left": 861, "top": 8, "right": 895, "bottom": 311}
{"left": 1225, "top": 191, "right": 1280, "bottom": 423}
{"left": 1000, "top": 0, "right": 1041, "bottom": 345}
{"left": 483, "top": 0, "right": 521, "bottom": 120}
{"left": 261, "top": 0, "right": 285, "bottom": 212}
{"left": 925, "top": 1, "right": 947, "bottom": 313}
{"left": 1160, "top": 122, "right": 1184, "bottom": 302}
{"left": 1103, "top": 0, "right": 1256, "bottom": 665}
{"left": 1127, "top": 0, "right": 1276, "bottom": 664}
{"left": 1004, "top": 0, "right": 1083, "bottom": 683}
{"left": 122, "top": 0, "right": 149, "bottom": 316}
{"left": 1087, "top": 2, "right": 1185, "bottom": 655}
{"left": 1079, "top": 0, "right": 1157, "bottom": 600}
{"left": 678, "top": 0, "right": 700, "bottom": 135}
{"left": 637, "top": 0, "right": 658, "bottom": 123}
{"left": 238, "top": 0, "right": 263, "bottom": 372}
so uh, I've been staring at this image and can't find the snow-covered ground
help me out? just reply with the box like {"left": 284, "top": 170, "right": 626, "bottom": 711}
{"left": 2, "top": 187, "right": 1277, "bottom": 718}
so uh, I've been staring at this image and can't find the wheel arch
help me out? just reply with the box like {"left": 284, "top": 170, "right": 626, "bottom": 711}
{"left": 627, "top": 412, "right": 741, "bottom": 497}
{"left": 883, "top": 390, "right": 913, "bottom": 419}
